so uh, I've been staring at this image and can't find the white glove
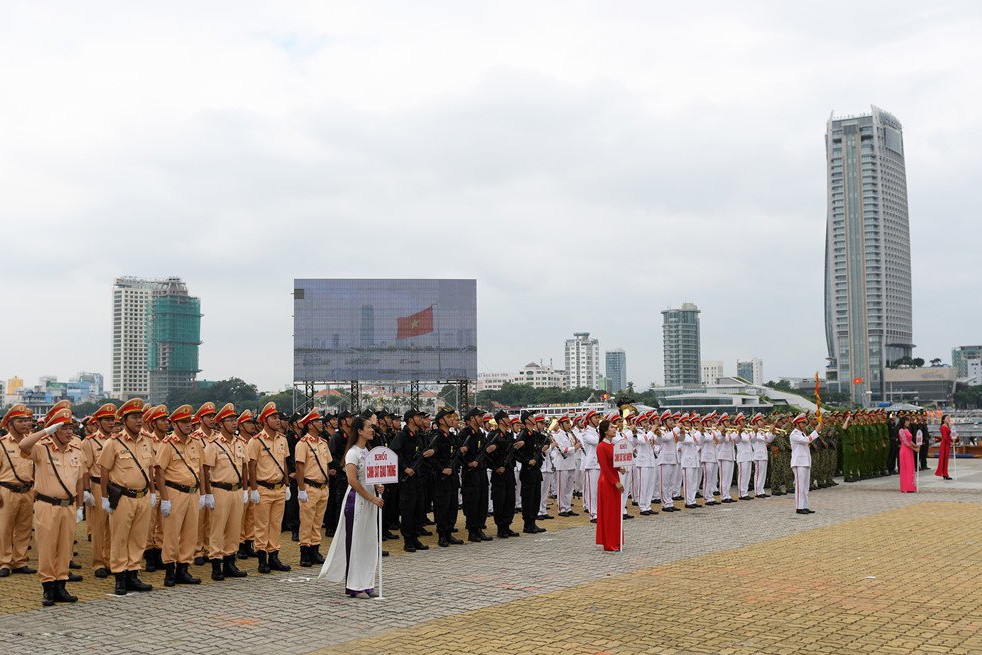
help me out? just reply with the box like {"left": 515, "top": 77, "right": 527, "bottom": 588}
{"left": 160, "top": 499, "right": 172, "bottom": 517}
{"left": 250, "top": 489, "right": 261, "bottom": 504}
{"left": 83, "top": 490, "right": 95, "bottom": 506}
{"left": 76, "top": 507, "right": 84, "bottom": 524}
{"left": 101, "top": 497, "right": 113, "bottom": 514}
{"left": 205, "top": 494, "right": 215, "bottom": 509}
{"left": 149, "top": 492, "right": 158, "bottom": 508}
{"left": 298, "top": 490, "right": 309, "bottom": 503}
{"left": 198, "top": 494, "right": 207, "bottom": 510}
{"left": 285, "top": 487, "right": 292, "bottom": 501}
{"left": 44, "top": 424, "right": 60, "bottom": 435}
{"left": 242, "top": 490, "right": 250, "bottom": 504}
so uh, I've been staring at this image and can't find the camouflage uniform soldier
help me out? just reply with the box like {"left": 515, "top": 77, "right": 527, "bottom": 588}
{"left": 769, "top": 425, "right": 793, "bottom": 496}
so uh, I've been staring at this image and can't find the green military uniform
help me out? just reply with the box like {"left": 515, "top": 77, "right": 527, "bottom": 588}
{"left": 769, "top": 429, "right": 792, "bottom": 495}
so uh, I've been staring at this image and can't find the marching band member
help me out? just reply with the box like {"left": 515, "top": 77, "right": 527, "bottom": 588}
{"left": 612, "top": 412, "right": 635, "bottom": 519}
{"left": 735, "top": 414, "right": 754, "bottom": 501}
{"left": 790, "top": 414, "right": 819, "bottom": 514}
{"left": 679, "top": 414, "right": 701, "bottom": 508}
{"left": 552, "top": 416, "right": 579, "bottom": 517}
{"left": 633, "top": 412, "right": 658, "bottom": 515}
{"left": 578, "top": 411, "right": 602, "bottom": 523}
{"left": 537, "top": 416, "right": 555, "bottom": 522}
{"left": 751, "top": 414, "right": 774, "bottom": 498}
{"left": 671, "top": 412, "right": 684, "bottom": 501}
{"left": 656, "top": 411, "right": 679, "bottom": 512}
{"left": 699, "top": 414, "right": 720, "bottom": 506}
{"left": 716, "top": 414, "right": 737, "bottom": 503}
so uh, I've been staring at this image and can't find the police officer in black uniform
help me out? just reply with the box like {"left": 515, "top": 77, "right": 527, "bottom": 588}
{"left": 324, "top": 411, "right": 350, "bottom": 537}
{"left": 390, "top": 410, "right": 435, "bottom": 552}
{"left": 459, "top": 408, "right": 494, "bottom": 543}
{"left": 428, "top": 408, "right": 464, "bottom": 547}
{"left": 487, "top": 411, "right": 521, "bottom": 539}
{"left": 516, "top": 410, "right": 546, "bottom": 534}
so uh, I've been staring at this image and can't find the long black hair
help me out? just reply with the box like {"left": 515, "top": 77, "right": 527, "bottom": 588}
{"left": 344, "top": 416, "right": 372, "bottom": 454}
{"left": 897, "top": 416, "right": 909, "bottom": 430}
{"left": 598, "top": 419, "right": 612, "bottom": 440}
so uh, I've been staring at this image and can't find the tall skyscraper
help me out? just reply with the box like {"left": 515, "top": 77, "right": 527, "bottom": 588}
{"left": 605, "top": 349, "right": 627, "bottom": 394}
{"left": 565, "top": 332, "right": 600, "bottom": 389}
{"left": 736, "top": 358, "right": 763, "bottom": 385}
{"left": 113, "top": 276, "right": 201, "bottom": 402}
{"left": 662, "top": 303, "right": 701, "bottom": 386}
{"left": 825, "top": 107, "right": 914, "bottom": 404}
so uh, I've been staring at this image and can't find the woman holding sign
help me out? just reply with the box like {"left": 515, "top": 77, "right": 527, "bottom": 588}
{"left": 319, "top": 417, "right": 383, "bottom": 598}
{"left": 595, "top": 420, "right": 623, "bottom": 552}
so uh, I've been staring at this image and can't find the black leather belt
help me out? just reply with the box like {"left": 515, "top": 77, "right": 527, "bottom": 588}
{"left": 35, "top": 492, "right": 74, "bottom": 507}
{"left": 302, "top": 478, "right": 326, "bottom": 489}
{"left": 211, "top": 481, "right": 242, "bottom": 492}
{"left": 110, "top": 483, "right": 148, "bottom": 498}
{"left": 0, "top": 481, "right": 32, "bottom": 493}
{"left": 165, "top": 481, "right": 198, "bottom": 494}
{"left": 89, "top": 475, "right": 101, "bottom": 484}
{"left": 256, "top": 480, "right": 285, "bottom": 490}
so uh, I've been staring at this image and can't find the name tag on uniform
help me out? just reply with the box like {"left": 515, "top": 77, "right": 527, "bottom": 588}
{"left": 276, "top": 442, "right": 286, "bottom": 455}
{"left": 69, "top": 453, "right": 82, "bottom": 468}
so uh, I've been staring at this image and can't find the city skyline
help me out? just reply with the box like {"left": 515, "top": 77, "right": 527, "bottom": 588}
{"left": 1, "top": 3, "right": 979, "bottom": 391}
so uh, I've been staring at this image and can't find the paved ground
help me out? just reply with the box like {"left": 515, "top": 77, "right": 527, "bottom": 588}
{"left": 2, "top": 459, "right": 979, "bottom": 655}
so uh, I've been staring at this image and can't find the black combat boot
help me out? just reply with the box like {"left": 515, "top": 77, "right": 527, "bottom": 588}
{"left": 299, "top": 545, "right": 312, "bottom": 567}
{"left": 145, "top": 549, "right": 157, "bottom": 572}
{"left": 478, "top": 529, "right": 493, "bottom": 542}
{"left": 223, "top": 555, "right": 248, "bottom": 578}
{"left": 53, "top": 580, "right": 78, "bottom": 603}
{"left": 311, "top": 546, "right": 325, "bottom": 564}
{"left": 113, "top": 572, "right": 127, "bottom": 596}
{"left": 257, "top": 551, "right": 270, "bottom": 574}
{"left": 163, "top": 562, "right": 176, "bottom": 587}
{"left": 193, "top": 555, "right": 206, "bottom": 566}
{"left": 175, "top": 563, "right": 200, "bottom": 585}
{"left": 41, "top": 581, "right": 55, "bottom": 607}
{"left": 243, "top": 540, "right": 257, "bottom": 558}
{"left": 467, "top": 529, "right": 482, "bottom": 543}
{"left": 211, "top": 559, "right": 225, "bottom": 581}
{"left": 268, "top": 551, "right": 291, "bottom": 572}
{"left": 127, "top": 570, "right": 153, "bottom": 591}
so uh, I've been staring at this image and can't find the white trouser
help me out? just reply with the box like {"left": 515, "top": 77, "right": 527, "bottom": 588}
{"left": 702, "top": 462, "right": 718, "bottom": 499}
{"left": 754, "top": 459, "right": 768, "bottom": 496}
{"left": 634, "top": 467, "right": 657, "bottom": 511}
{"left": 793, "top": 466, "right": 811, "bottom": 509}
{"left": 672, "top": 463, "right": 683, "bottom": 497}
{"left": 514, "top": 465, "right": 522, "bottom": 509}
{"left": 573, "top": 467, "right": 584, "bottom": 494}
{"left": 683, "top": 466, "right": 700, "bottom": 505}
{"left": 539, "top": 471, "right": 554, "bottom": 516}
{"left": 620, "top": 468, "right": 632, "bottom": 513}
{"left": 583, "top": 468, "right": 600, "bottom": 518}
{"left": 718, "top": 459, "right": 735, "bottom": 500}
{"left": 658, "top": 464, "right": 675, "bottom": 509}
{"left": 651, "top": 465, "right": 661, "bottom": 503}
{"left": 737, "top": 461, "right": 752, "bottom": 498}
{"left": 555, "top": 469, "right": 575, "bottom": 513}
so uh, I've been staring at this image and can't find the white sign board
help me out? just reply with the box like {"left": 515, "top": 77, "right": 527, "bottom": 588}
{"left": 365, "top": 446, "right": 399, "bottom": 485}
{"left": 613, "top": 440, "right": 634, "bottom": 467}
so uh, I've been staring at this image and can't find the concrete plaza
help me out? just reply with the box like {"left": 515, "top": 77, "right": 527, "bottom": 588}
{"left": 2, "top": 459, "right": 979, "bottom": 655}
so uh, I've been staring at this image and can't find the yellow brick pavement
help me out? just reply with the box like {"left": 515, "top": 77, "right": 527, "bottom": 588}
{"left": 307, "top": 502, "right": 982, "bottom": 655}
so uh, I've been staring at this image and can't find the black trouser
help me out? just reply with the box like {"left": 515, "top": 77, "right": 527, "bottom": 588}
{"left": 399, "top": 477, "right": 424, "bottom": 543}
{"left": 490, "top": 470, "right": 516, "bottom": 531}
{"left": 283, "top": 478, "right": 299, "bottom": 531}
{"left": 887, "top": 439, "right": 899, "bottom": 474}
{"left": 461, "top": 467, "right": 489, "bottom": 531}
{"left": 324, "top": 477, "right": 345, "bottom": 535}
{"left": 919, "top": 439, "right": 929, "bottom": 469}
{"left": 383, "top": 482, "right": 400, "bottom": 530}
{"left": 520, "top": 470, "right": 542, "bottom": 528}
{"left": 432, "top": 473, "right": 460, "bottom": 536}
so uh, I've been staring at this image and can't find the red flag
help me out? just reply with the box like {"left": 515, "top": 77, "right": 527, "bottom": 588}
{"left": 852, "top": 376, "right": 863, "bottom": 385}
{"left": 397, "top": 305, "right": 434, "bottom": 339}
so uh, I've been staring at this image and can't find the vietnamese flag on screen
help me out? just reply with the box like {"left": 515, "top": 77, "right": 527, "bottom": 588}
{"left": 852, "top": 376, "right": 864, "bottom": 385}
{"left": 397, "top": 305, "right": 435, "bottom": 339}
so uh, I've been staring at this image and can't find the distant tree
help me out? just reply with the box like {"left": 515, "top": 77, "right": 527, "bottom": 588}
{"left": 166, "top": 377, "right": 259, "bottom": 409}
{"left": 765, "top": 379, "right": 794, "bottom": 392}
{"left": 954, "top": 384, "right": 982, "bottom": 410}
{"left": 911, "top": 357, "right": 925, "bottom": 368}
{"left": 930, "top": 358, "right": 943, "bottom": 367}
{"left": 72, "top": 398, "right": 126, "bottom": 417}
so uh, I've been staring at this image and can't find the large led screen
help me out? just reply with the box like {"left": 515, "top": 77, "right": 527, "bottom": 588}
{"left": 294, "top": 279, "right": 477, "bottom": 381}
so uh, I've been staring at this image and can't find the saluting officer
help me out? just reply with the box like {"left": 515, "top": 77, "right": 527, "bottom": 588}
{"left": 154, "top": 404, "right": 203, "bottom": 587}
{"left": 294, "top": 409, "right": 332, "bottom": 567}
{"left": 82, "top": 403, "right": 116, "bottom": 578}
{"left": 202, "top": 403, "right": 248, "bottom": 581}
{"left": 18, "top": 408, "right": 84, "bottom": 606}
{"left": 1, "top": 404, "right": 37, "bottom": 578}
{"left": 98, "top": 399, "right": 157, "bottom": 595}
{"left": 246, "top": 402, "right": 292, "bottom": 574}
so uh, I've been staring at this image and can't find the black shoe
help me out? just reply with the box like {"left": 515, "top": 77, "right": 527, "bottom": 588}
{"left": 639, "top": 510, "right": 653, "bottom": 515}
{"left": 438, "top": 537, "right": 450, "bottom": 548}
{"left": 804, "top": 509, "right": 815, "bottom": 514}
{"left": 523, "top": 526, "right": 538, "bottom": 534}
{"left": 163, "top": 563, "right": 176, "bottom": 587}
{"left": 211, "top": 559, "right": 226, "bottom": 580}
{"left": 126, "top": 570, "right": 154, "bottom": 591}
{"left": 695, "top": 492, "right": 703, "bottom": 499}
{"left": 382, "top": 530, "right": 398, "bottom": 540}
{"left": 417, "top": 528, "right": 433, "bottom": 537}
{"left": 311, "top": 546, "right": 325, "bottom": 565}
{"left": 291, "top": 529, "right": 300, "bottom": 542}
{"left": 538, "top": 514, "right": 555, "bottom": 520}
{"left": 664, "top": 507, "right": 680, "bottom": 512}
{"left": 69, "top": 560, "right": 82, "bottom": 570}
{"left": 404, "top": 543, "right": 417, "bottom": 553}
{"left": 268, "top": 551, "right": 291, "bottom": 572}
{"left": 467, "top": 530, "right": 483, "bottom": 543}
{"left": 757, "top": 494, "right": 769, "bottom": 499}
{"left": 145, "top": 550, "right": 157, "bottom": 573}
{"left": 94, "top": 566, "right": 109, "bottom": 578}
{"left": 684, "top": 504, "right": 698, "bottom": 509}
{"left": 382, "top": 550, "right": 389, "bottom": 557}
{"left": 497, "top": 530, "right": 510, "bottom": 539}
{"left": 0, "top": 568, "right": 9, "bottom": 578}
{"left": 324, "top": 529, "right": 335, "bottom": 538}
{"left": 478, "top": 530, "right": 493, "bottom": 542}
{"left": 944, "top": 476, "right": 953, "bottom": 480}
{"left": 174, "top": 563, "right": 200, "bottom": 585}
{"left": 12, "top": 565, "right": 37, "bottom": 574}
{"left": 535, "top": 526, "right": 547, "bottom": 533}
{"left": 412, "top": 540, "right": 429, "bottom": 551}
{"left": 796, "top": 509, "right": 808, "bottom": 514}
{"left": 451, "top": 528, "right": 459, "bottom": 533}
{"left": 241, "top": 540, "right": 258, "bottom": 559}
{"left": 299, "top": 545, "right": 313, "bottom": 567}
{"left": 447, "top": 536, "right": 464, "bottom": 545}
{"left": 193, "top": 556, "right": 206, "bottom": 566}
{"left": 41, "top": 581, "right": 55, "bottom": 607}
{"left": 589, "top": 518, "right": 597, "bottom": 523}
{"left": 257, "top": 551, "right": 271, "bottom": 574}
{"left": 722, "top": 498, "right": 736, "bottom": 503}
{"left": 53, "top": 580, "right": 78, "bottom": 603}
{"left": 113, "top": 572, "right": 127, "bottom": 595}
{"left": 704, "top": 501, "right": 719, "bottom": 506}
{"left": 67, "top": 572, "right": 83, "bottom": 582}
{"left": 223, "top": 555, "right": 248, "bottom": 578}
{"left": 672, "top": 495, "right": 683, "bottom": 501}
{"left": 568, "top": 511, "right": 580, "bottom": 516}
{"left": 739, "top": 496, "right": 752, "bottom": 501}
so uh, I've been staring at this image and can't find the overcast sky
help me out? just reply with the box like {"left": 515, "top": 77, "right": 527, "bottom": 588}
{"left": 2, "top": 1, "right": 979, "bottom": 393}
